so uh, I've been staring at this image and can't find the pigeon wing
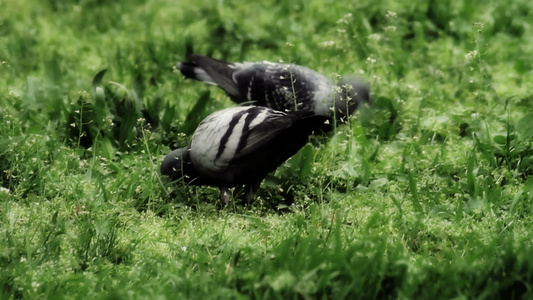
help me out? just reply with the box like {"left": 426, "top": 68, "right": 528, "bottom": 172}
{"left": 189, "top": 107, "right": 299, "bottom": 172}
{"left": 252, "top": 64, "right": 328, "bottom": 113}
{"left": 232, "top": 109, "right": 298, "bottom": 159}
{"left": 188, "top": 54, "right": 242, "bottom": 100}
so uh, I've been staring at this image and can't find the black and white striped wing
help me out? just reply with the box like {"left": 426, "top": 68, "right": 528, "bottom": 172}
{"left": 189, "top": 106, "right": 294, "bottom": 172}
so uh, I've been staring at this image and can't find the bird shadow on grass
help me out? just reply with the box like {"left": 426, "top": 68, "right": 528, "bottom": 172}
{"left": 142, "top": 175, "right": 323, "bottom": 217}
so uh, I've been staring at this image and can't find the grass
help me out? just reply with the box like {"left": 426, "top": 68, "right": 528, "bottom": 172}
{"left": 1, "top": 0, "right": 533, "bottom": 298}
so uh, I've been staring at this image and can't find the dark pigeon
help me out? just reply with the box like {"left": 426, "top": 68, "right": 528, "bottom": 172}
{"left": 177, "top": 54, "right": 371, "bottom": 121}
{"left": 161, "top": 106, "right": 328, "bottom": 205}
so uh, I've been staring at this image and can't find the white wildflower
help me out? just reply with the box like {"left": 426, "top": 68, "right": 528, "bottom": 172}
{"left": 337, "top": 13, "right": 352, "bottom": 24}
{"left": 368, "top": 33, "right": 381, "bottom": 41}
{"left": 473, "top": 22, "right": 484, "bottom": 33}
{"left": 385, "top": 10, "right": 397, "bottom": 19}
{"left": 8, "top": 90, "right": 20, "bottom": 98}
{"left": 465, "top": 50, "right": 478, "bottom": 63}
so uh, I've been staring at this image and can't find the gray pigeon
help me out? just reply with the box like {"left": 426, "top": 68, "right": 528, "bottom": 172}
{"left": 161, "top": 106, "right": 328, "bottom": 205}
{"left": 177, "top": 54, "right": 371, "bottom": 121}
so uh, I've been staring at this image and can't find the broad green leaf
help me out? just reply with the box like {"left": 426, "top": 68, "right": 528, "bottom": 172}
{"left": 516, "top": 113, "right": 533, "bottom": 140}
{"left": 182, "top": 91, "right": 212, "bottom": 135}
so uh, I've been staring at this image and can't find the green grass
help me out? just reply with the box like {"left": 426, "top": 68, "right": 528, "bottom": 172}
{"left": 1, "top": 0, "right": 533, "bottom": 298}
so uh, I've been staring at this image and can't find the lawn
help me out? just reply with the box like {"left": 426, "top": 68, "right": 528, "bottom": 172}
{"left": 1, "top": 0, "right": 533, "bottom": 298}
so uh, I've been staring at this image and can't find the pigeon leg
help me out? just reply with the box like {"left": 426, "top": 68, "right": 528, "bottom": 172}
{"left": 245, "top": 182, "right": 261, "bottom": 204}
{"left": 220, "top": 187, "right": 231, "bottom": 206}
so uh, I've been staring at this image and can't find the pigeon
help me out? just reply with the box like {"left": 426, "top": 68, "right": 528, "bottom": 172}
{"left": 177, "top": 54, "right": 371, "bottom": 121}
{"left": 161, "top": 106, "right": 328, "bottom": 205}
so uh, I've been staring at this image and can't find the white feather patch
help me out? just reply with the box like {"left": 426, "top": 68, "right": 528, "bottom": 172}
{"left": 312, "top": 78, "right": 335, "bottom": 115}
{"left": 190, "top": 107, "right": 257, "bottom": 171}
{"left": 194, "top": 68, "right": 216, "bottom": 85}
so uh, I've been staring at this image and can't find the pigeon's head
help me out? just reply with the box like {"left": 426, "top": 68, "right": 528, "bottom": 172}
{"left": 161, "top": 147, "right": 193, "bottom": 181}
{"left": 333, "top": 76, "right": 371, "bottom": 121}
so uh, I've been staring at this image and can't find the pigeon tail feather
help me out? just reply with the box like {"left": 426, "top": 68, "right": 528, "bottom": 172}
{"left": 177, "top": 62, "right": 216, "bottom": 85}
